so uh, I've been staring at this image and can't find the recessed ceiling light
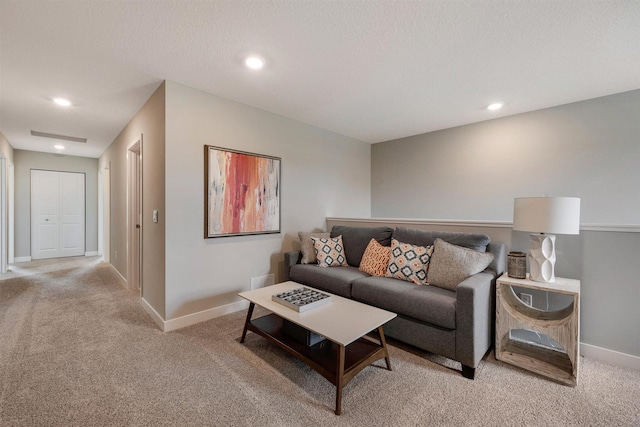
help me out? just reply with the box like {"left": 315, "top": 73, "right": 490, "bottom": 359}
{"left": 487, "top": 102, "right": 503, "bottom": 111}
{"left": 244, "top": 56, "right": 264, "bottom": 70}
{"left": 54, "top": 144, "right": 65, "bottom": 150}
{"left": 53, "top": 98, "right": 71, "bottom": 107}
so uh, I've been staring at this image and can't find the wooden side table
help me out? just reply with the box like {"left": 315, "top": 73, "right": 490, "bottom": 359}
{"left": 495, "top": 273, "right": 580, "bottom": 386}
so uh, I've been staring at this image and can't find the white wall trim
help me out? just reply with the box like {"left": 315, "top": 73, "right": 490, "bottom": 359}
{"left": 13, "top": 256, "right": 31, "bottom": 263}
{"left": 326, "top": 217, "right": 640, "bottom": 233}
{"left": 581, "top": 343, "right": 640, "bottom": 371}
{"left": 328, "top": 217, "right": 512, "bottom": 228}
{"left": 163, "top": 300, "right": 250, "bottom": 332}
{"left": 580, "top": 224, "right": 640, "bottom": 233}
{"left": 85, "top": 251, "right": 99, "bottom": 257}
{"left": 141, "top": 297, "right": 165, "bottom": 331}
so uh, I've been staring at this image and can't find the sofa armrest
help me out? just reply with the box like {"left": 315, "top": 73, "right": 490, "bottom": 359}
{"left": 283, "top": 250, "right": 302, "bottom": 282}
{"left": 455, "top": 271, "right": 495, "bottom": 368}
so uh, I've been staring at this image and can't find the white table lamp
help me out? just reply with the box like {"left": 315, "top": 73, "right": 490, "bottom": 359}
{"left": 513, "top": 197, "right": 580, "bottom": 283}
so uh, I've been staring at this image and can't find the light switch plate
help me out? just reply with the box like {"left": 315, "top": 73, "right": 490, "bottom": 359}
{"left": 152, "top": 210, "right": 158, "bottom": 223}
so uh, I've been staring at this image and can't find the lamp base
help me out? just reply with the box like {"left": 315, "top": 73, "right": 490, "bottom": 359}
{"left": 529, "top": 234, "right": 556, "bottom": 283}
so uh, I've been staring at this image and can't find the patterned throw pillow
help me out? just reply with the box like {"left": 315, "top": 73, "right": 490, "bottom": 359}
{"left": 359, "top": 238, "right": 391, "bottom": 277}
{"left": 427, "top": 238, "right": 494, "bottom": 291}
{"left": 385, "top": 238, "right": 433, "bottom": 285}
{"left": 311, "top": 235, "right": 348, "bottom": 268}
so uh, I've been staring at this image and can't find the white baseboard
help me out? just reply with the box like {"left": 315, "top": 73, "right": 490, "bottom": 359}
{"left": 108, "top": 264, "right": 127, "bottom": 287}
{"left": 138, "top": 299, "right": 249, "bottom": 332}
{"left": 140, "top": 298, "right": 165, "bottom": 331}
{"left": 85, "top": 251, "right": 99, "bottom": 257}
{"left": 163, "top": 300, "right": 250, "bottom": 332}
{"left": 13, "top": 256, "right": 31, "bottom": 263}
{"left": 581, "top": 343, "right": 640, "bottom": 371}
{"left": 139, "top": 298, "right": 249, "bottom": 332}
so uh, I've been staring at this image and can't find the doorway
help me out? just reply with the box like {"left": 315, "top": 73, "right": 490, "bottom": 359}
{"left": 30, "top": 169, "right": 85, "bottom": 260}
{"left": 127, "top": 137, "right": 142, "bottom": 294}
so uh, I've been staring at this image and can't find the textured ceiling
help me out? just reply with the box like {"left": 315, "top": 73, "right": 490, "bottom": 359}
{"left": 1, "top": 1, "right": 639, "bottom": 158}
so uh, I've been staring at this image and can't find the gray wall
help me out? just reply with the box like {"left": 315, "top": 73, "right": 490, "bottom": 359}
{"left": 372, "top": 90, "right": 640, "bottom": 224}
{"left": 370, "top": 89, "right": 640, "bottom": 358}
{"left": 0, "top": 130, "right": 14, "bottom": 161}
{"left": 14, "top": 150, "right": 98, "bottom": 258}
{"left": 164, "top": 81, "right": 371, "bottom": 320}
{"left": 99, "top": 82, "right": 165, "bottom": 318}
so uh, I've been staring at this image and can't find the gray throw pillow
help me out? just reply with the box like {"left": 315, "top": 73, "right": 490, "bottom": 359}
{"left": 298, "top": 231, "right": 330, "bottom": 264}
{"left": 427, "top": 238, "right": 494, "bottom": 291}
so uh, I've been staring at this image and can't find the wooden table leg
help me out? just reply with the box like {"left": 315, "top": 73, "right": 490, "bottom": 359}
{"left": 335, "top": 345, "right": 345, "bottom": 415}
{"left": 240, "top": 303, "right": 255, "bottom": 343}
{"left": 377, "top": 326, "right": 392, "bottom": 371}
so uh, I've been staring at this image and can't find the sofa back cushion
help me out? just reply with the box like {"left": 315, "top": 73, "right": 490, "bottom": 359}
{"left": 330, "top": 226, "right": 394, "bottom": 267}
{"left": 392, "top": 227, "right": 490, "bottom": 252}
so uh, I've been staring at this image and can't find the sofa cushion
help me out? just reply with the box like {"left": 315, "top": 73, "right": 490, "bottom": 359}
{"left": 392, "top": 227, "right": 490, "bottom": 252}
{"left": 330, "top": 226, "right": 394, "bottom": 267}
{"left": 385, "top": 239, "right": 433, "bottom": 285}
{"left": 352, "top": 276, "right": 456, "bottom": 329}
{"left": 289, "top": 264, "right": 366, "bottom": 298}
{"left": 311, "top": 235, "right": 348, "bottom": 267}
{"left": 427, "top": 239, "right": 495, "bottom": 291}
{"left": 298, "top": 231, "right": 330, "bottom": 264}
{"left": 359, "top": 238, "right": 391, "bottom": 277}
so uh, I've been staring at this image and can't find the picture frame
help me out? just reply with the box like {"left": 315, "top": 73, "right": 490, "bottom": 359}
{"left": 204, "top": 145, "right": 281, "bottom": 238}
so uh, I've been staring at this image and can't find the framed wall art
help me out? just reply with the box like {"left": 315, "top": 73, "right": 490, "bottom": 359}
{"left": 204, "top": 145, "right": 281, "bottom": 238}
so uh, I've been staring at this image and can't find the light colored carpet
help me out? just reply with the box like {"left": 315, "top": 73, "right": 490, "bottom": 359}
{"left": 1, "top": 257, "right": 639, "bottom": 426}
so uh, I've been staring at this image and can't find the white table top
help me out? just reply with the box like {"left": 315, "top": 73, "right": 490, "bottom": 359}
{"left": 497, "top": 273, "right": 580, "bottom": 295}
{"left": 239, "top": 281, "right": 397, "bottom": 346}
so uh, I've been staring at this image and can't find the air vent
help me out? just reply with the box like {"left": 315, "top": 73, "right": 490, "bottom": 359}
{"left": 31, "top": 130, "right": 87, "bottom": 143}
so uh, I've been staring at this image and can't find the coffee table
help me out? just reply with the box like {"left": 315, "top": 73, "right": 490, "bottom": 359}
{"left": 238, "top": 281, "right": 397, "bottom": 415}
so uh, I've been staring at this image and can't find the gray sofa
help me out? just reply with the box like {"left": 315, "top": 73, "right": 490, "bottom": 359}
{"left": 283, "top": 225, "right": 506, "bottom": 379}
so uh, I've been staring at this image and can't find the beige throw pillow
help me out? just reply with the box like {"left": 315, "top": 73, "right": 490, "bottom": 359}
{"left": 298, "top": 231, "right": 330, "bottom": 264}
{"left": 427, "top": 238, "right": 494, "bottom": 291}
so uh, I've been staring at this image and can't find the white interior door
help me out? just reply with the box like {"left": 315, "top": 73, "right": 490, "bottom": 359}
{"left": 31, "top": 170, "right": 85, "bottom": 260}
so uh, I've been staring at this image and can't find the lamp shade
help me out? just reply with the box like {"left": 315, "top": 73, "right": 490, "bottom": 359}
{"left": 513, "top": 197, "right": 581, "bottom": 235}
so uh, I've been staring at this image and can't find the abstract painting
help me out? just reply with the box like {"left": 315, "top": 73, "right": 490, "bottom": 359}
{"left": 205, "top": 145, "right": 281, "bottom": 238}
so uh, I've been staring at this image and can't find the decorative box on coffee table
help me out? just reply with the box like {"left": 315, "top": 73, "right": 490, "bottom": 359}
{"left": 496, "top": 273, "right": 580, "bottom": 386}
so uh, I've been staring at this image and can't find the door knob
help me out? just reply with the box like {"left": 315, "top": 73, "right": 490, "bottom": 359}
{"left": 136, "top": 224, "right": 141, "bottom": 229}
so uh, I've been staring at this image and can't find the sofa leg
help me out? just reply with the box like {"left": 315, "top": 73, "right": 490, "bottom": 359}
{"left": 461, "top": 365, "right": 475, "bottom": 380}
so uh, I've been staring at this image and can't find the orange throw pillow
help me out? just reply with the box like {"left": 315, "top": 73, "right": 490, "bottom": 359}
{"left": 359, "top": 238, "right": 391, "bottom": 277}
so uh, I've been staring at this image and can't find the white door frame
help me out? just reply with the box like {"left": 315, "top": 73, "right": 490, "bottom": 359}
{"left": 103, "top": 163, "right": 110, "bottom": 263}
{"left": 8, "top": 162, "right": 14, "bottom": 265}
{"left": 0, "top": 158, "right": 6, "bottom": 273}
{"left": 127, "top": 136, "right": 143, "bottom": 294}
{"left": 98, "top": 169, "right": 103, "bottom": 258}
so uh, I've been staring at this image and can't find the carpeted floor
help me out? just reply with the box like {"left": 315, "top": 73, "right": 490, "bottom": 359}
{"left": 1, "top": 257, "right": 639, "bottom": 426}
